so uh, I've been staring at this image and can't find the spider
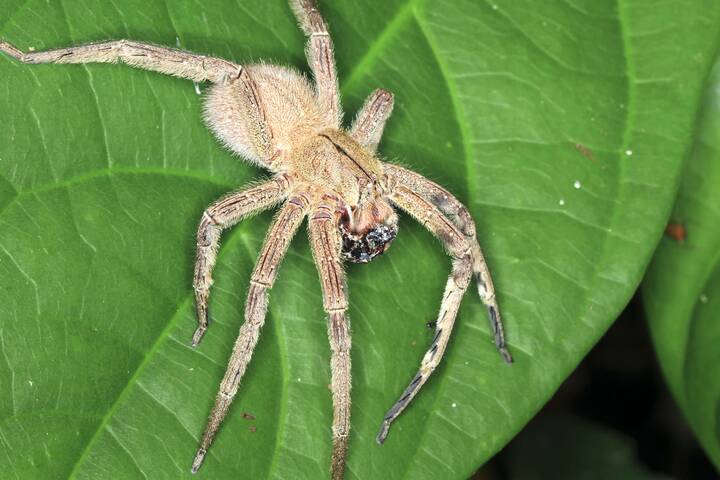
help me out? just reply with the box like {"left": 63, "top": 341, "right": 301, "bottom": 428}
{"left": 1, "top": 1, "right": 512, "bottom": 478}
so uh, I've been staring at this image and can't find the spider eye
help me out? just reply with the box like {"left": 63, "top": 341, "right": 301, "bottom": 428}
{"left": 340, "top": 222, "right": 397, "bottom": 264}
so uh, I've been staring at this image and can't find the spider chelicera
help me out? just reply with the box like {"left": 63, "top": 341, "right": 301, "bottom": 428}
{"left": 1, "top": 1, "right": 512, "bottom": 478}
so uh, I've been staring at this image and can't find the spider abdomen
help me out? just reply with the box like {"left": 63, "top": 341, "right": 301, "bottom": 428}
{"left": 203, "top": 64, "right": 325, "bottom": 169}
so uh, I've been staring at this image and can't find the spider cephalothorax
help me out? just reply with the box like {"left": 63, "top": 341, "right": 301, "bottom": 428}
{"left": 1, "top": 1, "right": 512, "bottom": 478}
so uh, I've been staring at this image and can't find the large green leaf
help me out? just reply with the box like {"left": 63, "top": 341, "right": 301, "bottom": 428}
{"left": 505, "top": 414, "right": 660, "bottom": 480}
{"left": 0, "top": 1, "right": 718, "bottom": 478}
{"left": 642, "top": 57, "right": 720, "bottom": 469}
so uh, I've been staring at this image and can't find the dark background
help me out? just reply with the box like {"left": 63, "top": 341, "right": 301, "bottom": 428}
{"left": 473, "top": 294, "right": 716, "bottom": 480}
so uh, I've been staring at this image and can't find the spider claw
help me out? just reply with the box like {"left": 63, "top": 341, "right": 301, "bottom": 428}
{"left": 191, "top": 448, "right": 206, "bottom": 474}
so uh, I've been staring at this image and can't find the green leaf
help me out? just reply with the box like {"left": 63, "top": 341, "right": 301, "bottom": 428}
{"left": 642, "top": 57, "right": 720, "bottom": 469}
{"left": 0, "top": 1, "right": 718, "bottom": 478}
{"left": 505, "top": 414, "right": 661, "bottom": 480}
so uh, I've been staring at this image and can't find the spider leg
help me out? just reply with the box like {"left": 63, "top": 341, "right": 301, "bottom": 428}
{"left": 350, "top": 89, "right": 394, "bottom": 154}
{"left": 191, "top": 194, "right": 309, "bottom": 473}
{"left": 384, "top": 164, "right": 512, "bottom": 363}
{"left": 290, "top": 0, "right": 342, "bottom": 126}
{"left": 308, "top": 202, "right": 351, "bottom": 480}
{"left": 192, "top": 176, "right": 290, "bottom": 347}
{"left": 376, "top": 185, "right": 484, "bottom": 444}
{"left": 0, "top": 39, "right": 239, "bottom": 83}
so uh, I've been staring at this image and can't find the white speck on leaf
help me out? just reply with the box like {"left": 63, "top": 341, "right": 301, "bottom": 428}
{"left": 452, "top": 403, "right": 457, "bottom": 408}
{"left": 700, "top": 293, "right": 708, "bottom": 304}
{"left": 559, "top": 198, "right": 565, "bottom": 206}
{"left": 625, "top": 149, "right": 633, "bottom": 156}
{"left": 573, "top": 180, "right": 581, "bottom": 189}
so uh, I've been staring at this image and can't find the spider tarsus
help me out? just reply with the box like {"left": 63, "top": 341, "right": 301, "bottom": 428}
{"left": 486, "top": 304, "right": 513, "bottom": 363}
{"left": 375, "top": 420, "right": 391, "bottom": 445}
{"left": 191, "top": 326, "right": 207, "bottom": 347}
{"left": 190, "top": 448, "right": 206, "bottom": 474}
{"left": 499, "top": 346, "right": 513, "bottom": 364}
{"left": 0, "top": 41, "right": 23, "bottom": 60}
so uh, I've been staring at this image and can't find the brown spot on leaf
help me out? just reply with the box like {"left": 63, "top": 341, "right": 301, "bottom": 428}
{"left": 574, "top": 143, "right": 596, "bottom": 161}
{"left": 665, "top": 222, "right": 686, "bottom": 242}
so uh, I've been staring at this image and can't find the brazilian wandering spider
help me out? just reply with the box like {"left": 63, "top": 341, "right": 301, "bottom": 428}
{"left": 0, "top": 0, "right": 513, "bottom": 478}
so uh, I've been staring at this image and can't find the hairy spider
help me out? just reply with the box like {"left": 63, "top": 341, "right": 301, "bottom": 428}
{"left": 1, "top": 1, "right": 512, "bottom": 478}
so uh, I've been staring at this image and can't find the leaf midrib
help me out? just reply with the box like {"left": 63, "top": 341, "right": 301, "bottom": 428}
{"left": 0, "top": 166, "right": 235, "bottom": 221}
